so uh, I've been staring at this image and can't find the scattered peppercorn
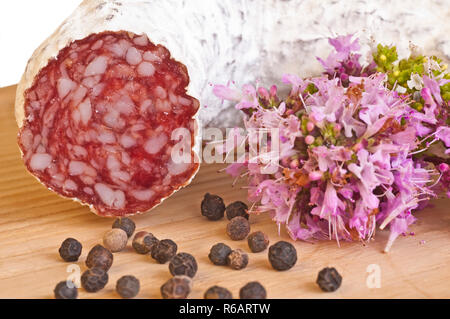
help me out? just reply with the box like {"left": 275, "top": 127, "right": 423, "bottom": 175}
{"left": 227, "top": 249, "right": 249, "bottom": 270}
{"left": 151, "top": 239, "right": 178, "bottom": 264}
{"left": 226, "top": 201, "right": 249, "bottom": 220}
{"left": 112, "top": 217, "right": 136, "bottom": 238}
{"left": 160, "top": 275, "right": 192, "bottom": 299}
{"left": 268, "top": 241, "right": 297, "bottom": 271}
{"left": 226, "top": 216, "right": 250, "bottom": 240}
{"left": 85, "top": 244, "right": 114, "bottom": 271}
{"left": 103, "top": 228, "right": 128, "bottom": 253}
{"left": 204, "top": 286, "right": 233, "bottom": 299}
{"left": 239, "top": 281, "right": 267, "bottom": 299}
{"left": 316, "top": 267, "right": 342, "bottom": 292}
{"left": 81, "top": 268, "right": 109, "bottom": 293}
{"left": 116, "top": 275, "right": 140, "bottom": 299}
{"left": 132, "top": 231, "right": 159, "bottom": 254}
{"left": 201, "top": 193, "right": 225, "bottom": 221}
{"left": 54, "top": 281, "right": 78, "bottom": 299}
{"left": 58, "top": 238, "right": 82, "bottom": 262}
{"left": 169, "top": 252, "right": 198, "bottom": 278}
{"left": 208, "top": 243, "right": 232, "bottom": 266}
{"left": 247, "top": 231, "right": 269, "bottom": 253}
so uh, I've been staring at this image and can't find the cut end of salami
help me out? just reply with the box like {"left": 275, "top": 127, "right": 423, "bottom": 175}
{"left": 17, "top": 31, "right": 200, "bottom": 217}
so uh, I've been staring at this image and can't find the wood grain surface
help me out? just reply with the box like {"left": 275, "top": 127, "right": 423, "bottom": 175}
{"left": 0, "top": 85, "right": 449, "bottom": 299}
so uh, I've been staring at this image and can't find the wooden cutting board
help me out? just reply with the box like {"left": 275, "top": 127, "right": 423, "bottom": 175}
{"left": 0, "top": 85, "right": 449, "bottom": 299}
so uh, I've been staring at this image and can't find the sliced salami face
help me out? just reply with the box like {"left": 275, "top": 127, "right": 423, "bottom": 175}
{"left": 18, "top": 31, "right": 199, "bottom": 216}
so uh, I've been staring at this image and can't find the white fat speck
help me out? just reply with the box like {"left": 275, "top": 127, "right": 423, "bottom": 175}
{"left": 68, "top": 160, "right": 86, "bottom": 175}
{"left": 111, "top": 170, "right": 131, "bottom": 182}
{"left": 79, "top": 99, "right": 92, "bottom": 125}
{"left": 97, "top": 131, "right": 116, "bottom": 144}
{"left": 143, "top": 51, "right": 162, "bottom": 63}
{"left": 155, "top": 99, "right": 171, "bottom": 112}
{"left": 107, "top": 39, "right": 131, "bottom": 57}
{"left": 91, "top": 39, "right": 104, "bottom": 50}
{"left": 114, "top": 95, "right": 135, "bottom": 115}
{"left": 133, "top": 34, "right": 149, "bottom": 46}
{"left": 71, "top": 86, "right": 88, "bottom": 106}
{"left": 72, "top": 109, "right": 81, "bottom": 124}
{"left": 84, "top": 165, "right": 97, "bottom": 177}
{"left": 92, "top": 83, "right": 105, "bottom": 96}
{"left": 84, "top": 56, "right": 108, "bottom": 76}
{"left": 30, "top": 101, "right": 40, "bottom": 110}
{"left": 73, "top": 145, "right": 88, "bottom": 158}
{"left": 57, "top": 78, "right": 76, "bottom": 99}
{"left": 53, "top": 173, "right": 65, "bottom": 181}
{"left": 29, "top": 153, "right": 52, "bottom": 171}
{"left": 154, "top": 86, "right": 167, "bottom": 99}
{"left": 144, "top": 134, "right": 168, "bottom": 154}
{"left": 167, "top": 159, "right": 191, "bottom": 176}
{"left": 103, "top": 109, "right": 125, "bottom": 130}
{"left": 64, "top": 179, "right": 78, "bottom": 191}
{"left": 121, "top": 152, "right": 131, "bottom": 165}
{"left": 94, "top": 183, "right": 126, "bottom": 209}
{"left": 20, "top": 128, "right": 33, "bottom": 150}
{"left": 126, "top": 47, "right": 142, "bottom": 65}
{"left": 140, "top": 99, "right": 153, "bottom": 114}
{"left": 120, "top": 134, "right": 136, "bottom": 148}
{"left": 80, "top": 175, "right": 95, "bottom": 185}
{"left": 162, "top": 174, "right": 172, "bottom": 186}
{"left": 131, "top": 123, "right": 146, "bottom": 131}
{"left": 82, "top": 76, "right": 100, "bottom": 88}
{"left": 131, "top": 189, "right": 155, "bottom": 201}
{"left": 83, "top": 187, "right": 94, "bottom": 195}
{"left": 137, "top": 62, "right": 155, "bottom": 77}
{"left": 178, "top": 96, "right": 191, "bottom": 106}
{"left": 168, "top": 92, "right": 178, "bottom": 104}
{"left": 106, "top": 155, "right": 121, "bottom": 171}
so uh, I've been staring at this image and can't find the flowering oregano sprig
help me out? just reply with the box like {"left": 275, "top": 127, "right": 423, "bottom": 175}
{"left": 214, "top": 35, "right": 449, "bottom": 252}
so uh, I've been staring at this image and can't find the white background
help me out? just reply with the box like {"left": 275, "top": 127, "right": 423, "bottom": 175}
{"left": 0, "top": 0, "right": 81, "bottom": 88}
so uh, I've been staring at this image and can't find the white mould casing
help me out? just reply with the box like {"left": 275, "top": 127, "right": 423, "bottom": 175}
{"left": 16, "top": 0, "right": 450, "bottom": 130}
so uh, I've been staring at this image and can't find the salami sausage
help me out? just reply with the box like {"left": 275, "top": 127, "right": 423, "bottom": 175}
{"left": 15, "top": 0, "right": 448, "bottom": 215}
{"left": 15, "top": 2, "right": 200, "bottom": 216}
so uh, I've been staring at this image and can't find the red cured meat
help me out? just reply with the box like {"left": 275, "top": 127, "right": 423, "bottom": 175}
{"left": 18, "top": 31, "right": 199, "bottom": 216}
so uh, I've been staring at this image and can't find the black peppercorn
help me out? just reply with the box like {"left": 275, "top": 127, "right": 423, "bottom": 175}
{"left": 201, "top": 193, "right": 225, "bottom": 221}
{"left": 54, "top": 281, "right": 78, "bottom": 299}
{"left": 116, "top": 275, "right": 140, "bottom": 298}
{"left": 204, "top": 286, "right": 233, "bottom": 299}
{"left": 227, "top": 249, "right": 249, "bottom": 270}
{"left": 132, "top": 231, "right": 159, "bottom": 254}
{"left": 316, "top": 267, "right": 342, "bottom": 292}
{"left": 239, "top": 281, "right": 267, "bottom": 299}
{"left": 247, "top": 231, "right": 269, "bottom": 253}
{"left": 160, "top": 275, "right": 192, "bottom": 299}
{"left": 226, "top": 201, "right": 249, "bottom": 220}
{"left": 226, "top": 216, "right": 250, "bottom": 240}
{"left": 151, "top": 239, "right": 178, "bottom": 264}
{"left": 268, "top": 241, "right": 297, "bottom": 271}
{"left": 81, "top": 268, "right": 109, "bottom": 293}
{"left": 85, "top": 244, "right": 114, "bottom": 271}
{"left": 169, "top": 252, "right": 198, "bottom": 278}
{"left": 208, "top": 243, "right": 232, "bottom": 266}
{"left": 112, "top": 217, "right": 136, "bottom": 238}
{"left": 58, "top": 238, "right": 82, "bottom": 262}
